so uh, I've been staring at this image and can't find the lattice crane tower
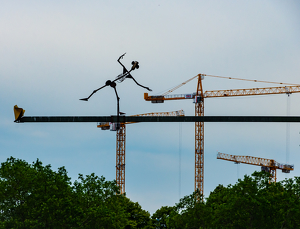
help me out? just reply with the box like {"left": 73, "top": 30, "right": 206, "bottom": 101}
{"left": 144, "top": 74, "right": 300, "bottom": 195}
{"left": 97, "top": 110, "right": 185, "bottom": 194}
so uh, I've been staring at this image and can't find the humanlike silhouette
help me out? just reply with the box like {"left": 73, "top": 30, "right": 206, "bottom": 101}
{"left": 80, "top": 53, "right": 152, "bottom": 117}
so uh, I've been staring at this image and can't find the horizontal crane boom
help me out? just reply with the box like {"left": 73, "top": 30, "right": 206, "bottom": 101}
{"left": 217, "top": 152, "right": 294, "bottom": 172}
{"left": 205, "top": 85, "right": 300, "bottom": 98}
{"left": 144, "top": 73, "right": 300, "bottom": 195}
{"left": 217, "top": 152, "right": 294, "bottom": 182}
{"left": 217, "top": 152, "right": 274, "bottom": 167}
{"left": 144, "top": 85, "right": 300, "bottom": 102}
{"left": 97, "top": 110, "right": 185, "bottom": 129}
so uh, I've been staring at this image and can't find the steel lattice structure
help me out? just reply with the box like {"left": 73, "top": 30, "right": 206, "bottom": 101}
{"left": 195, "top": 75, "right": 204, "bottom": 193}
{"left": 116, "top": 124, "right": 126, "bottom": 194}
{"left": 97, "top": 110, "right": 185, "bottom": 194}
{"left": 217, "top": 152, "right": 294, "bottom": 182}
{"left": 144, "top": 74, "right": 300, "bottom": 196}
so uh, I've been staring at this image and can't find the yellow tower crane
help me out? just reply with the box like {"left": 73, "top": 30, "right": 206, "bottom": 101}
{"left": 217, "top": 152, "right": 294, "bottom": 182}
{"left": 144, "top": 74, "right": 300, "bottom": 195}
{"left": 97, "top": 110, "right": 185, "bottom": 194}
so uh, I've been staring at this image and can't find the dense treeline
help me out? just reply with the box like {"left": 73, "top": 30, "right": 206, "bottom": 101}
{"left": 0, "top": 157, "right": 299, "bottom": 228}
{"left": 154, "top": 172, "right": 300, "bottom": 228}
{"left": 0, "top": 157, "right": 152, "bottom": 228}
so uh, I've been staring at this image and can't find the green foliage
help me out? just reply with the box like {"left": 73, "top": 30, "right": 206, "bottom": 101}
{"left": 153, "top": 171, "right": 300, "bottom": 229}
{"left": 205, "top": 171, "right": 300, "bottom": 228}
{"left": 72, "top": 173, "right": 129, "bottom": 228}
{"left": 0, "top": 157, "right": 75, "bottom": 228}
{"left": 2, "top": 157, "right": 300, "bottom": 229}
{"left": 121, "top": 197, "right": 153, "bottom": 229}
{"left": 152, "top": 206, "right": 175, "bottom": 228}
{"left": 0, "top": 157, "right": 152, "bottom": 229}
{"left": 165, "top": 190, "right": 207, "bottom": 229}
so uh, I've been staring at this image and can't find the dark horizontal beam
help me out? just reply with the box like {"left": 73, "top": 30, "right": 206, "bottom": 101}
{"left": 16, "top": 116, "right": 300, "bottom": 123}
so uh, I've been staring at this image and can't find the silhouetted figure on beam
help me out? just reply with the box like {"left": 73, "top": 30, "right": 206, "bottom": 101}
{"left": 80, "top": 53, "right": 152, "bottom": 126}
{"left": 80, "top": 53, "right": 152, "bottom": 102}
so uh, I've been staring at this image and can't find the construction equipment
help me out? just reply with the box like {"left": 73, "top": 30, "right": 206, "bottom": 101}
{"left": 217, "top": 152, "right": 294, "bottom": 182}
{"left": 144, "top": 74, "right": 300, "bottom": 195}
{"left": 97, "top": 110, "right": 185, "bottom": 194}
{"left": 14, "top": 107, "right": 300, "bottom": 195}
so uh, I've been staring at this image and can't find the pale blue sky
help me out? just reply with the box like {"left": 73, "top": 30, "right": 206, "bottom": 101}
{"left": 1, "top": 0, "right": 300, "bottom": 213}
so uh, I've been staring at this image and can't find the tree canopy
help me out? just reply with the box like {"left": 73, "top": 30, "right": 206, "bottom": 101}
{"left": 152, "top": 171, "right": 300, "bottom": 229}
{"left": 1, "top": 157, "right": 299, "bottom": 228}
{"left": 0, "top": 157, "right": 151, "bottom": 229}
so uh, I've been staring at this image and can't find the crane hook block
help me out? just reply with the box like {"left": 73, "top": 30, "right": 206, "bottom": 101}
{"left": 14, "top": 105, "right": 25, "bottom": 122}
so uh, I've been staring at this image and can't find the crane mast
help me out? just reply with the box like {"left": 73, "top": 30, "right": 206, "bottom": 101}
{"left": 97, "top": 110, "right": 185, "bottom": 194}
{"left": 195, "top": 75, "right": 204, "bottom": 193}
{"left": 144, "top": 73, "right": 300, "bottom": 196}
{"left": 116, "top": 124, "right": 126, "bottom": 193}
{"left": 217, "top": 152, "right": 294, "bottom": 182}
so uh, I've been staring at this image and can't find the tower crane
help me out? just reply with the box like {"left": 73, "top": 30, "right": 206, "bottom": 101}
{"left": 217, "top": 152, "right": 294, "bottom": 182}
{"left": 144, "top": 74, "right": 300, "bottom": 195}
{"left": 97, "top": 110, "right": 185, "bottom": 194}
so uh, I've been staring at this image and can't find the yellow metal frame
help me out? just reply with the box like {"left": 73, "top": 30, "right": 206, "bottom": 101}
{"left": 116, "top": 124, "right": 126, "bottom": 194}
{"left": 195, "top": 75, "right": 204, "bottom": 193}
{"left": 144, "top": 73, "right": 299, "bottom": 196}
{"left": 217, "top": 152, "right": 294, "bottom": 182}
{"left": 98, "top": 110, "right": 185, "bottom": 194}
